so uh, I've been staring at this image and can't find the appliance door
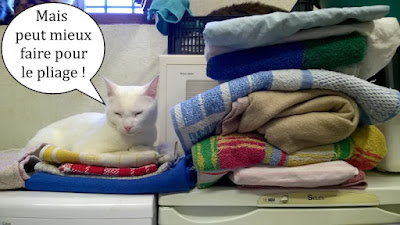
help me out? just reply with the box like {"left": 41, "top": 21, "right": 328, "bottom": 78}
{"left": 159, "top": 205, "right": 400, "bottom": 225}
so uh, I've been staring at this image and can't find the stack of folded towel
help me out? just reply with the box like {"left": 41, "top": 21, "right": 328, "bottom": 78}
{"left": 171, "top": 5, "right": 400, "bottom": 189}
{"left": 204, "top": 5, "right": 400, "bottom": 80}
{"left": 0, "top": 143, "right": 196, "bottom": 194}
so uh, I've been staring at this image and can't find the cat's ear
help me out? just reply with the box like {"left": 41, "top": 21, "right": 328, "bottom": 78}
{"left": 144, "top": 75, "right": 159, "bottom": 99}
{"left": 103, "top": 77, "right": 118, "bottom": 97}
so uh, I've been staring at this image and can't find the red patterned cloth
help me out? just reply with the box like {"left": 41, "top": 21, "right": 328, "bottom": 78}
{"left": 59, "top": 163, "right": 158, "bottom": 177}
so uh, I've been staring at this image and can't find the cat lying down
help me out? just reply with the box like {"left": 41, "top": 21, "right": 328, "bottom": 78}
{"left": 26, "top": 76, "right": 160, "bottom": 154}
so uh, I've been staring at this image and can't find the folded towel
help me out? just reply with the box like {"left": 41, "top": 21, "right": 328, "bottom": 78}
{"left": 172, "top": 69, "right": 400, "bottom": 154}
{"left": 239, "top": 90, "right": 359, "bottom": 154}
{"left": 207, "top": 33, "right": 366, "bottom": 80}
{"left": 59, "top": 163, "right": 158, "bottom": 177}
{"left": 237, "top": 169, "right": 367, "bottom": 190}
{"left": 217, "top": 90, "right": 360, "bottom": 154}
{"left": 0, "top": 145, "right": 43, "bottom": 190}
{"left": 193, "top": 126, "right": 385, "bottom": 188}
{"left": 215, "top": 97, "right": 250, "bottom": 135}
{"left": 147, "top": 0, "right": 192, "bottom": 35}
{"left": 35, "top": 160, "right": 172, "bottom": 180}
{"left": 25, "top": 155, "right": 196, "bottom": 194}
{"left": 347, "top": 125, "right": 387, "bottom": 170}
{"left": 203, "top": 5, "right": 388, "bottom": 54}
{"left": 228, "top": 161, "right": 359, "bottom": 188}
{"left": 205, "top": 18, "right": 400, "bottom": 80}
{"left": 39, "top": 144, "right": 174, "bottom": 167}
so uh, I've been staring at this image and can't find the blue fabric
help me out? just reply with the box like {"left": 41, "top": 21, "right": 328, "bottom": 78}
{"left": 171, "top": 69, "right": 400, "bottom": 154}
{"left": 207, "top": 42, "right": 304, "bottom": 80}
{"left": 203, "top": 5, "right": 389, "bottom": 50}
{"left": 25, "top": 155, "right": 196, "bottom": 194}
{"left": 147, "top": 0, "right": 192, "bottom": 35}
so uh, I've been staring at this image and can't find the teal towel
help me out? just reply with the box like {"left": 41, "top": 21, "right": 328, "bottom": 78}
{"left": 147, "top": 0, "right": 192, "bottom": 35}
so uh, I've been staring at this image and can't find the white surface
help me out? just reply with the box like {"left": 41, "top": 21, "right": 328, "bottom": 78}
{"left": 0, "top": 218, "right": 153, "bottom": 225}
{"left": 159, "top": 206, "right": 400, "bottom": 225}
{"left": 158, "top": 55, "right": 218, "bottom": 154}
{"left": 0, "top": 191, "right": 156, "bottom": 219}
{"left": 159, "top": 171, "right": 400, "bottom": 207}
{"left": 159, "top": 171, "right": 400, "bottom": 225}
{"left": 377, "top": 114, "right": 400, "bottom": 172}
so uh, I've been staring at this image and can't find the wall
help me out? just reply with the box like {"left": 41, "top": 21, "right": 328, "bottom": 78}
{"left": 0, "top": 0, "right": 297, "bottom": 150}
{"left": 0, "top": 24, "right": 167, "bottom": 149}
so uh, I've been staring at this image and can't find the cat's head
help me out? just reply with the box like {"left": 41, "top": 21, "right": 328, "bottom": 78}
{"left": 104, "top": 76, "right": 158, "bottom": 136}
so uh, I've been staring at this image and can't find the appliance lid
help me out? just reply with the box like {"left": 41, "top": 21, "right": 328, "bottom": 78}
{"left": 159, "top": 171, "right": 400, "bottom": 207}
{"left": 0, "top": 191, "right": 155, "bottom": 219}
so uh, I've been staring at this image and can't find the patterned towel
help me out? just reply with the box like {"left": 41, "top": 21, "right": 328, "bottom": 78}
{"left": 205, "top": 17, "right": 400, "bottom": 81}
{"left": 193, "top": 126, "right": 386, "bottom": 188}
{"left": 39, "top": 144, "right": 175, "bottom": 167}
{"left": 26, "top": 155, "right": 197, "bottom": 194}
{"left": 172, "top": 69, "right": 400, "bottom": 154}
{"left": 35, "top": 161, "right": 172, "bottom": 180}
{"left": 346, "top": 125, "right": 387, "bottom": 170}
{"left": 207, "top": 33, "right": 366, "bottom": 80}
{"left": 59, "top": 163, "right": 158, "bottom": 177}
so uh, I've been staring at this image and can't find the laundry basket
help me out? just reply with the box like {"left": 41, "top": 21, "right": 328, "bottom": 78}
{"left": 167, "top": 15, "right": 236, "bottom": 55}
{"left": 167, "top": 0, "right": 315, "bottom": 55}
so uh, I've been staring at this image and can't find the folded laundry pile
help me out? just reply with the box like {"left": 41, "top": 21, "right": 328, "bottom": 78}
{"left": 171, "top": 5, "right": 400, "bottom": 189}
{"left": 204, "top": 6, "right": 400, "bottom": 80}
{"left": 0, "top": 144, "right": 196, "bottom": 194}
{"left": 207, "top": 32, "right": 366, "bottom": 80}
{"left": 192, "top": 126, "right": 385, "bottom": 188}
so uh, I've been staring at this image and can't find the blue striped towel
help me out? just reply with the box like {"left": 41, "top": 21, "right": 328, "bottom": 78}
{"left": 171, "top": 69, "right": 400, "bottom": 155}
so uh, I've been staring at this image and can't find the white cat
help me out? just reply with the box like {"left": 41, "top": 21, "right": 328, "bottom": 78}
{"left": 25, "top": 76, "right": 159, "bottom": 154}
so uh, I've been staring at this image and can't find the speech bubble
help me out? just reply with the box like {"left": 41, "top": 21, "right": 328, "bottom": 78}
{"left": 2, "top": 3, "right": 105, "bottom": 104}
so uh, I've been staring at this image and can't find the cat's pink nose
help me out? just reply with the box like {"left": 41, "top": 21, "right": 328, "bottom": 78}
{"left": 124, "top": 125, "right": 132, "bottom": 131}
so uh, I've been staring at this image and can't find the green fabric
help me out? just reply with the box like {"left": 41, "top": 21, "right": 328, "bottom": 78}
{"left": 334, "top": 137, "right": 354, "bottom": 160}
{"left": 193, "top": 137, "right": 219, "bottom": 172}
{"left": 304, "top": 32, "right": 366, "bottom": 69}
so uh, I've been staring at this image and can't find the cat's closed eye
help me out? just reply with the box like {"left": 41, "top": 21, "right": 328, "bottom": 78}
{"left": 135, "top": 111, "right": 143, "bottom": 116}
{"left": 115, "top": 112, "right": 122, "bottom": 116}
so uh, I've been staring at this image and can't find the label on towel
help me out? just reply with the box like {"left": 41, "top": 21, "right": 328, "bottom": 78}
{"left": 257, "top": 191, "right": 379, "bottom": 207}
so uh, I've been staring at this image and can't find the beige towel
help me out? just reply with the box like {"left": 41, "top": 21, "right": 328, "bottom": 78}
{"left": 215, "top": 97, "right": 250, "bottom": 135}
{"left": 239, "top": 89, "right": 359, "bottom": 153}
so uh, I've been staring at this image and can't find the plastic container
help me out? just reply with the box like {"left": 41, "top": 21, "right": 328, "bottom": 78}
{"left": 168, "top": 0, "right": 316, "bottom": 55}
{"left": 291, "top": 0, "right": 314, "bottom": 12}
{"left": 168, "top": 16, "right": 237, "bottom": 55}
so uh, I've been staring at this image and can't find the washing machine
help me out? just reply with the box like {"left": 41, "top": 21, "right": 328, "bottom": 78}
{"left": 0, "top": 190, "right": 156, "bottom": 225}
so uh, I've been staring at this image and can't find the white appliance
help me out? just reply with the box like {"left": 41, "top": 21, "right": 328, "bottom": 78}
{"left": 157, "top": 55, "right": 218, "bottom": 155}
{"left": 0, "top": 191, "right": 156, "bottom": 225}
{"left": 157, "top": 55, "right": 400, "bottom": 225}
{"left": 158, "top": 171, "right": 400, "bottom": 225}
